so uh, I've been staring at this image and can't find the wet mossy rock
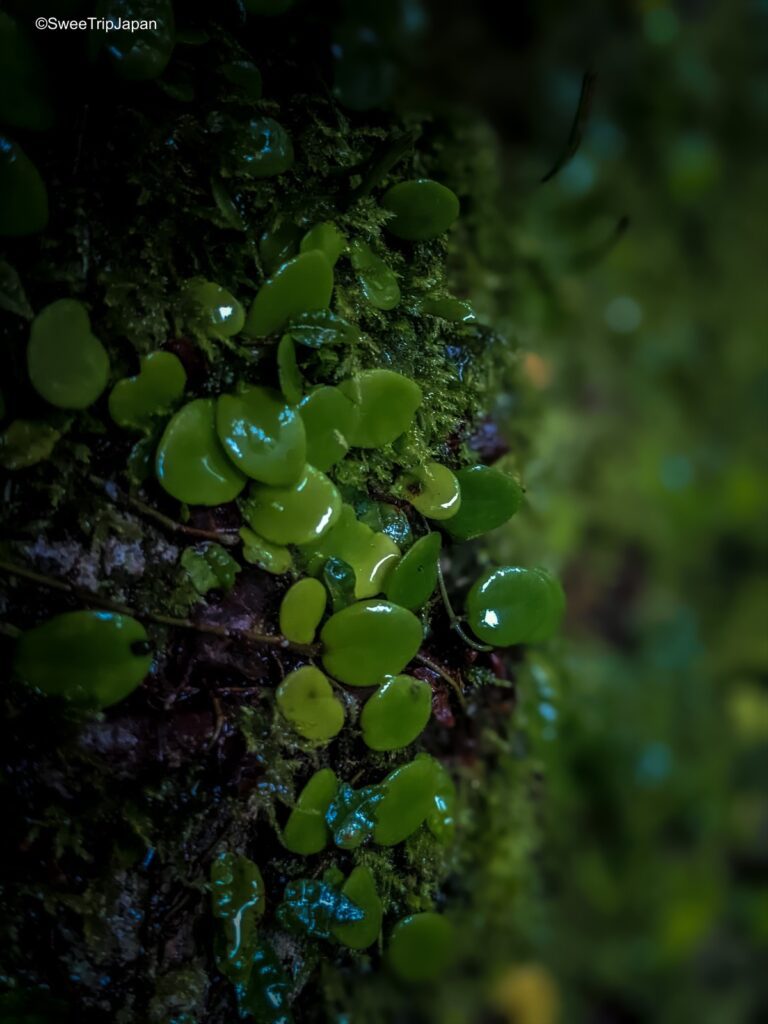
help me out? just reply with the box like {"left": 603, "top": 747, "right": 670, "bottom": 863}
{"left": 0, "top": 3, "right": 567, "bottom": 1020}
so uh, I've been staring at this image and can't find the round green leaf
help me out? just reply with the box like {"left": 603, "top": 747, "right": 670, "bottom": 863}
{"left": 331, "top": 866, "right": 382, "bottom": 949}
{"left": 27, "top": 299, "right": 109, "bottom": 409}
{"left": 301, "top": 504, "right": 400, "bottom": 599}
{"left": 184, "top": 279, "right": 245, "bottom": 338}
{"left": 279, "top": 577, "right": 327, "bottom": 645}
{"left": 445, "top": 465, "right": 524, "bottom": 540}
{"left": 245, "top": 251, "right": 334, "bottom": 338}
{"left": 13, "top": 610, "right": 152, "bottom": 708}
{"left": 399, "top": 461, "right": 461, "bottom": 520}
{"left": 384, "top": 532, "right": 440, "bottom": 610}
{"left": 381, "top": 179, "right": 460, "bottom": 241}
{"left": 156, "top": 398, "right": 246, "bottom": 506}
{"left": 373, "top": 754, "right": 438, "bottom": 845}
{"left": 243, "top": 465, "right": 342, "bottom": 545}
{"left": 466, "top": 566, "right": 565, "bottom": 646}
{"left": 388, "top": 912, "right": 456, "bottom": 981}
{"left": 300, "top": 222, "right": 346, "bottom": 267}
{"left": 276, "top": 665, "right": 345, "bottom": 742}
{"left": 216, "top": 386, "right": 306, "bottom": 485}
{"left": 339, "top": 369, "right": 422, "bottom": 448}
{"left": 320, "top": 600, "right": 422, "bottom": 686}
{"left": 361, "top": 674, "right": 432, "bottom": 751}
{"left": 282, "top": 768, "right": 338, "bottom": 855}
{"left": 223, "top": 116, "right": 293, "bottom": 178}
{"left": 298, "top": 386, "right": 359, "bottom": 471}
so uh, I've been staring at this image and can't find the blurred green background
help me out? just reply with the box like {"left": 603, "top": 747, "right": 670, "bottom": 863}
{"left": 417, "top": 1, "right": 767, "bottom": 1021}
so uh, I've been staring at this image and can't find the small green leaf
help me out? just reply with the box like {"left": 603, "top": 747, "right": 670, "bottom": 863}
{"left": 325, "top": 782, "right": 385, "bottom": 849}
{"left": 181, "top": 543, "right": 241, "bottom": 595}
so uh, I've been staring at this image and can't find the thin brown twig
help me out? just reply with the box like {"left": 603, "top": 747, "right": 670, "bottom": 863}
{"left": 0, "top": 558, "right": 317, "bottom": 657}
{"left": 90, "top": 476, "right": 240, "bottom": 546}
{"left": 415, "top": 652, "right": 467, "bottom": 710}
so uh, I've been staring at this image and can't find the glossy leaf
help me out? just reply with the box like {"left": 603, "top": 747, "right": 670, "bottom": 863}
{"left": 399, "top": 461, "right": 461, "bottom": 520}
{"left": 210, "top": 852, "right": 265, "bottom": 985}
{"left": 277, "top": 334, "right": 303, "bottom": 405}
{"left": 361, "top": 674, "right": 432, "bottom": 751}
{"left": 445, "top": 465, "right": 524, "bottom": 540}
{"left": 374, "top": 754, "right": 439, "bottom": 846}
{"left": 381, "top": 179, "right": 460, "bottom": 241}
{"left": 322, "top": 557, "right": 356, "bottom": 613}
{"left": 349, "top": 240, "right": 400, "bottom": 310}
{"left": 384, "top": 532, "right": 440, "bottom": 610}
{"left": 427, "top": 761, "right": 457, "bottom": 844}
{"left": 301, "top": 504, "right": 400, "bottom": 599}
{"left": 283, "top": 309, "right": 359, "bottom": 349}
{"left": 282, "top": 768, "right": 338, "bottom": 855}
{"left": 242, "top": 465, "right": 341, "bottom": 545}
{"left": 224, "top": 116, "right": 293, "bottom": 179}
{"left": 184, "top": 279, "right": 245, "bottom": 338}
{"left": 339, "top": 369, "right": 422, "bottom": 448}
{"left": 216, "top": 386, "right": 306, "bottom": 486}
{"left": 320, "top": 599, "right": 422, "bottom": 686}
{"left": 326, "top": 782, "right": 385, "bottom": 849}
{"left": 108, "top": 351, "right": 186, "bottom": 430}
{"left": 13, "top": 611, "right": 152, "bottom": 709}
{"left": 298, "top": 387, "right": 358, "bottom": 471}
{"left": 246, "top": 251, "right": 333, "bottom": 338}
{"left": 300, "top": 222, "right": 346, "bottom": 267}
{"left": 241, "top": 941, "right": 294, "bottom": 1024}
{"left": 156, "top": 398, "right": 246, "bottom": 505}
{"left": 279, "top": 577, "right": 327, "bottom": 644}
{"left": 466, "top": 566, "right": 565, "bottom": 646}
{"left": 331, "top": 867, "right": 382, "bottom": 949}
{"left": 277, "top": 879, "right": 363, "bottom": 940}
